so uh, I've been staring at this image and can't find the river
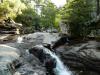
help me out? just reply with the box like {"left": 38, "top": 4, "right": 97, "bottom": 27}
{"left": 0, "top": 32, "right": 100, "bottom": 75}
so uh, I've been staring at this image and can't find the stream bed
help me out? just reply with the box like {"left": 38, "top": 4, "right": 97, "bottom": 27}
{"left": 0, "top": 32, "right": 100, "bottom": 75}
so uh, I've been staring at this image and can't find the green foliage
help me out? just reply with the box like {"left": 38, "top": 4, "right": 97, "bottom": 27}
{"left": 0, "top": 0, "right": 26, "bottom": 19}
{"left": 0, "top": 1, "right": 9, "bottom": 19}
{"left": 15, "top": 7, "right": 40, "bottom": 32}
{"left": 15, "top": 0, "right": 58, "bottom": 33}
{"left": 41, "top": 2, "right": 57, "bottom": 29}
{"left": 0, "top": 0, "right": 59, "bottom": 33}
{"left": 55, "top": 10, "right": 61, "bottom": 29}
{"left": 61, "top": 0, "right": 94, "bottom": 37}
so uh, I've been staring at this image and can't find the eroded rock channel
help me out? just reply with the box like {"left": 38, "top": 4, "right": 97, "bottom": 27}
{"left": 0, "top": 32, "right": 100, "bottom": 75}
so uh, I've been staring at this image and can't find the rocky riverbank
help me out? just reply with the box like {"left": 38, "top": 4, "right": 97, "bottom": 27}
{"left": 0, "top": 32, "right": 60, "bottom": 75}
{"left": 0, "top": 32, "right": 100, "bottom": 75}
{"left": 55, "top": 41, "right": 100, "bottom": 75}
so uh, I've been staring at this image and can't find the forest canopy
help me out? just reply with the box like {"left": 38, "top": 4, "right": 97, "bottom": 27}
{"left": 0, "top": 0, "right": 99, "bottom": 36}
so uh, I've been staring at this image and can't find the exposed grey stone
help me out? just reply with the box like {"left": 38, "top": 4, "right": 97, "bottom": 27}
{"left": 0, "top": 44, "right": 20, "bottom": 75}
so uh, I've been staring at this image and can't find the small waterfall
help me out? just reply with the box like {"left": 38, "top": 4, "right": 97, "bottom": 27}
{"left": 17, "top": 36, "right": 23, "bottom": 43}
{"left": 37, "top": 45, "right": 72, "bottom": 75}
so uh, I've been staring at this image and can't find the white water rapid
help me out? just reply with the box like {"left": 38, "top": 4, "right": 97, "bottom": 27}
{"left": 17, "top": 36, "right": 23, "bottom": 43}
{"left": 36, "top": 45, "right": 72, "bottom": 75}
{"left": 16, "top": 33, "right": 72, "bottom": 75}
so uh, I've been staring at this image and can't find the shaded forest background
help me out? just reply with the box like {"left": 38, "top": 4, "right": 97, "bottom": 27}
{"left": 0, "top": 0, "right": 100, "bottom": 38}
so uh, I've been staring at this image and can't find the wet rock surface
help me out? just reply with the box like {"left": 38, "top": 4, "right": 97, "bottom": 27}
{"left": 0, "top": 44, "right": 20, "bottom": 75}
{"left": 6, "top": 42, "right": 46, "bottom": 75}
{"left": 56, "top": 41, "right": 100, "bottom": 58}
{"left": 55, "top": 41, "right": 100, "bottom": 75}
{"left": 2, "top": 32, "right": 60, "bottom": 75}
{"left": 0, "top": 33, "right": 100, "bottom": 75}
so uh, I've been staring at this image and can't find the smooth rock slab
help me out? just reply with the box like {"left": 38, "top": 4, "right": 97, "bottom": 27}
{"left": 0, "top": 44, "right": 20, "bottom": 75}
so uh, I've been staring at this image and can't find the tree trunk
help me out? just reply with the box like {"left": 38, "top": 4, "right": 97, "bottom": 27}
{"left": 96, "top": 0, "right": 100, "bottom": 15}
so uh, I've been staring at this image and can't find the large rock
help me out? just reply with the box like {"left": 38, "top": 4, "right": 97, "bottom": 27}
{"left": 22, "top": 32, "right": 60, "bottom": 45}
{"left": 0, "top": 44, "right": 20, "bottom": 75}
{"left": 6, "top": 42, "right": 46, "bottom": 75}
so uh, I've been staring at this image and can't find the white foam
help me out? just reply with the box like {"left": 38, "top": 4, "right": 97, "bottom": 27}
{"left": 36, "top": 45, "right": 72, "bottom": 75}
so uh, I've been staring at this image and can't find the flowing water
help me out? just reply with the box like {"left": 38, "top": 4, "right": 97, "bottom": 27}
{"left": 35, "top": 45, "right": 72, "bottom": 75}
{"left": 15, "top": 34, "right": 100, "bottom": 75}
{"left": 17, "top": 36, "right": 23, "bottom": 43}
{"left": 16, "top": 33, "right": 72, "bottom": 75}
